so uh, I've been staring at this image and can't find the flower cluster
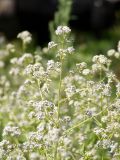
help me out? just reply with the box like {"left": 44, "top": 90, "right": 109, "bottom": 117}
{"left": 55, "top": 26, "right": 71, "bottom": 35}
{"left": 17, "top": 31, "right": 32, "bottom": 45}
{"left": 0, "top": 26, "right": 120, "bottom": 160}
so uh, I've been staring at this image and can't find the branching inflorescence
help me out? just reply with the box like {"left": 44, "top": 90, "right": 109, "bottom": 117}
{"left": 0, "top": 26, "right": 120, "bottom": 160}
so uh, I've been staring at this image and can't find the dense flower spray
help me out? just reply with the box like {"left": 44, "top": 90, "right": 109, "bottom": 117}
{"left": 0, "top": 26, "right": 120, "bottom": 160}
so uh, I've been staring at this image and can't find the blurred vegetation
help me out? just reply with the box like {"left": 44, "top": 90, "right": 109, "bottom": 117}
{"left": 1, "top": 0, "right": 120, "bottom": 71}
{"left": 49, "top": 0, "right": 120, "bottom": 62}
{"left": 49, "top": 0, "right": 72, "bottom": 41}
{"left": 0, "top": 2, "right": 120, "bottom": 159}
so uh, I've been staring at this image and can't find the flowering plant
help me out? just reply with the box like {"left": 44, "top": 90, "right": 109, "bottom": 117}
{"left": 0, "top": 26, "right": 120, "bottom": 160}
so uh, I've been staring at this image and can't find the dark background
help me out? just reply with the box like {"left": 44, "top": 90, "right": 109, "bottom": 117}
{"left": 0, "top": 0, "right": 120, "bottom": 46}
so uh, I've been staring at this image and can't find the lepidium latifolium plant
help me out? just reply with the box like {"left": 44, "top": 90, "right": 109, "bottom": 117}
{"left": 0, "top": 26, "right": 120, "bottom": 160}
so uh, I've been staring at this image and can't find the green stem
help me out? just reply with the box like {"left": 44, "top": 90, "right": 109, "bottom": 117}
{"left": 93, "top": 117, "right": 102, "bottom": 127}
{"left": 54, "top": 141, "right": 59, "bottom": 160}
{"left": 57, "top": 57, "right": 63, "bottom": 121}
{"left": 64, "top": 109, "right": 106, "bottom": 135}
{"left": 54, "top": 58, "right": 63, "bottom": 160}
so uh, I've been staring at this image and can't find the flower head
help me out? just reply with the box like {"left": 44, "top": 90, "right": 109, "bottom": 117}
{"left": 55, "top": 26, "right": 71, "bottom": 35}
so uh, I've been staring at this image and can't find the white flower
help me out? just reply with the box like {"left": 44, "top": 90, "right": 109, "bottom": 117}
{"left": 6, "top": 43, "right": 15, "bottom": 53}
{"left": 116, "top": 82, "right": 120, "bottom": 96}
{"left": 9, "top": 67, "right": 20, "bottom": 75}
{"left": 10, "top": 57, "right": 18, "bottom": 64}
{"left": 47, "top": 60, "right": 55, "bottom": 71}
{"left": 42, "top": 47, "right": 48, "bottom": 53}
{"left": 102, "top": 84, "right": 111, "bottom": 96}
{"left": 48, "top": 41, "right": 57, "bottom": 49}
{"left": 17, "top": 31, "right": 31, "bottom": 39}
{"left": 0, "top": 140, "right": 14, "bottom": 156}
{"left": 19, "top": 53, "right": 33, "bottom": 65}
{"left": 30, "top": 153, "right": 40, "bottom": 159}
{"left": 92, "top": 63, "right": 101, "bottom": 72}
{"left": 55, "top": 26, "right": 71, "bottom": 35}
{"left": 107, "top": 49, "right": 115, "bottom": 57}
{"left": 110, "top": 143, "right": 118, "bottom": 153}
{"left": 24, "top": 36, "right": 32, "bottom": 44}
{"left": 17, "top": 31, "right": 32, "bottom": 44}
{"left": 117, "top": 41, "right": 120, "bottom": 52}
{"left": 65, "top": 85, "right": 76, "bottom": 98}
{"left": 0, "top": 61, "right": 4, "bottom": 68}
{"left": 57, "top": 48, "right": 67, "bottom": 58}
{"left": 76, "top": 62, "right": 87, "bottom": 70}
{"left": 24, "top": 64, "right": 33, "bottom": 75}
{"left": 82, "top": 69, "right": 91, "bottom": 75}
{"left": 3, "top": 125, "right": 21, "bottom": 137}
{"left": 114, "top": 52, "right": 120, "bottom": 59}
{"left": 48, "top": 128, "right": 60, "bottom": 142}
{"left": 92, "top": 55, "right": 108, "bottom": 64}
{"left": 67, "top": 46, "right": 75, "bottom": 54}
{"left": 0, "top": 50, "right": 9, "bottom": 58}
